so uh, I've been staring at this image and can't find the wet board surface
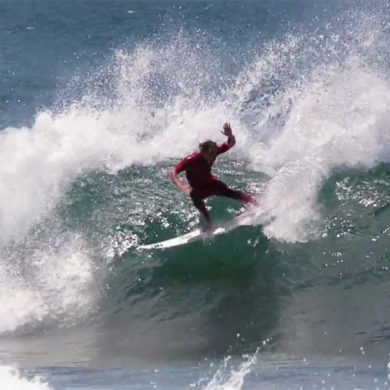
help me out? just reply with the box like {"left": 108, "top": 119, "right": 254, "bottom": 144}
{"left": 137, "top": 210, "right": 256, "bottom": 250}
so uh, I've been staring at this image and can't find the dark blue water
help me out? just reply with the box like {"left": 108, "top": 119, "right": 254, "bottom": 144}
{"left": 0, "top": 0, "right": 355, "bottom": 127}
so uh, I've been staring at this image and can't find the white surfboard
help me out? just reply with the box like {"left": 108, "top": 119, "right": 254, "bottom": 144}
{"left": 137, "top": 210, "right": 256, "bottom": 250}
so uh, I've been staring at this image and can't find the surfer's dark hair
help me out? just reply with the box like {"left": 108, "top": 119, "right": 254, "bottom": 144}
{"left": 199, "top": 140, "right": 217, "bottom": 152}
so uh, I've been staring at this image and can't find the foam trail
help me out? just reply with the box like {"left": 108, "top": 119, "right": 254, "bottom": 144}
{"left": 0, "top": 366, "right": 53, "bottom": 390}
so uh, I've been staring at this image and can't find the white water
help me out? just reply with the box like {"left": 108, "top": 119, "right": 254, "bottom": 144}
{"left": 251, "top": 60, "right": 390, "bottom": 241}
{"left": 201, "top": 354, "right": 257, "bottom": 390}
{"left": 0, "top": 234, "right": 96, "bottom": 333}
{"left": 0, "top": 366, "right": 53, "bottom": 390}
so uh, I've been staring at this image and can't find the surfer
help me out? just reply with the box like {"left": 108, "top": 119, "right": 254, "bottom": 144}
{"left": 170, "top": 123, "right": 256, "bottom": 231}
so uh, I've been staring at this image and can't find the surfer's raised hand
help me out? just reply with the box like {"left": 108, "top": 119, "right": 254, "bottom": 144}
{"left": 221, "top": 122, "right": 233, "bottom": 137}
{"left": 221, "top": 122, "right": 236, "bottom": 148}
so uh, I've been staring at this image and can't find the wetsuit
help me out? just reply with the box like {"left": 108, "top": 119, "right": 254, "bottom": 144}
{"left": 174, "top": 143, "right": 254, "bottom": 220}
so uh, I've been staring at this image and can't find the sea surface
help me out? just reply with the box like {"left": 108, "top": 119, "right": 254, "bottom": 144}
{"left": 2, "top": 0, "right": 390, "bottom": 388}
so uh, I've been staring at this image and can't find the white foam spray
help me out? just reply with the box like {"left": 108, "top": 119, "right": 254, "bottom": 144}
{"left": 0, "top": 35, "right": 235, "bottom": 334}
{"left": 199, "top": 354, "right": 257, "bottom": 390}
{"left": 248, "top": 60, "right": 390, "bottom": 241}
{"left": 224, "top": 9, "right": 390, "bottom": 241}
{"left": 0, "top": 366, "right": 53, "bottom": 390}
{"left": 0, "top": 234, "right": 96, "bottom": 334}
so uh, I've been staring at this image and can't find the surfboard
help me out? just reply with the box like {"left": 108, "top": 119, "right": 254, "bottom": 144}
{"left": 137, "top": 210, "right": 256, "bottom": 250}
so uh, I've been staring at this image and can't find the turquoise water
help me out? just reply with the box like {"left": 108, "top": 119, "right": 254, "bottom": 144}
{"left": 1, "top": 0, "right": 390, "bottom": 388}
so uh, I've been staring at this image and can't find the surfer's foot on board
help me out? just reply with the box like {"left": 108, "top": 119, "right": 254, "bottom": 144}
{"left": 202, "top": 221, "right": 215, "bottom": 233}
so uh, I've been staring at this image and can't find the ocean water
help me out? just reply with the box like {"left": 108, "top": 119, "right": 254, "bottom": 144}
{"left": 2, "top": 0, "right": 390, "bottom": 388}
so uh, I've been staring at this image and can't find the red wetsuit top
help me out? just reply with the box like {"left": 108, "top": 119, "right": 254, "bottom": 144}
{"left": 174, "top": 143, "right": 232, "bottom": 188}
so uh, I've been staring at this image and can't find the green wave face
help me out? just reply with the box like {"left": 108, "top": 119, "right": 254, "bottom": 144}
{"left": 30, "top": 160, "right": 387, "bottom": 361}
